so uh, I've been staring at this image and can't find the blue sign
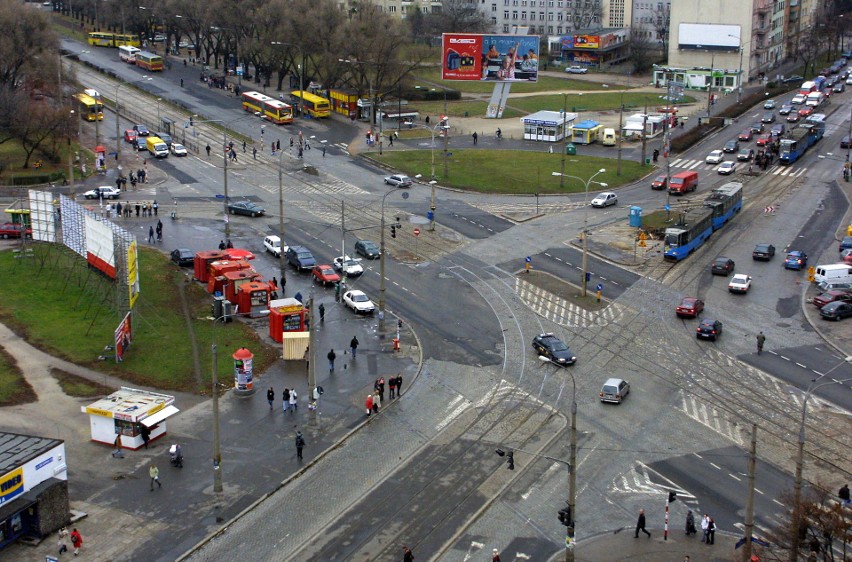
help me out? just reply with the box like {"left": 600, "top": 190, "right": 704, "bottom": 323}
{"left": 596, "top": 283, "right": 603, "bottom": 292}
{"left": 426, "top": 211, "right": 434, "bottom": 221}
{"left": 664, "top": 204, "right": 671, "bottom": 211}
{"left": 525, "top": 256, "right": 532, "bottom": 262}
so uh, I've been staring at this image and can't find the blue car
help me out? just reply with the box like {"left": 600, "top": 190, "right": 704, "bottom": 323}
{"left": 784, "top": 251, "right": 808, "bottom": 270}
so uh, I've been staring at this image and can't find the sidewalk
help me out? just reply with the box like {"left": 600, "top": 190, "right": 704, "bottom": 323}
{"left": 573, "top": 528, "right": 741, "bottom": 562}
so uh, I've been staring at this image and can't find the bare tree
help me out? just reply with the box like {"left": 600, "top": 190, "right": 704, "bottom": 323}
{"left": 651, "top": 3, "right": 671, "bottom": 53}
{"left": 426, "top": 0, "right": 490, "bottom": 34}
{"left": 566, "top": 0, "right": 602, "bottom": 32}
{"left": 13, "top": 101, "right": 73, "bottom": 168}
{"left": 628, "top": 26, "right": 659, "bottom": 73}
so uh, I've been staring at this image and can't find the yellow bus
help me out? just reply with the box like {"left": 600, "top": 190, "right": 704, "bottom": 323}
{"left": 74, "top": 92, "right": 104, "bottom": 121}
{"left": 135, "top": 51, "right": 164, "bottom": 72}
{"left": 290, "top": 90, "right": 331, "bottom": 118}
{"left": 87, "top": 32, "right": 141, "bottom": 48}
{"left": 241, "top": 91, "right": 294, "bottom": 125}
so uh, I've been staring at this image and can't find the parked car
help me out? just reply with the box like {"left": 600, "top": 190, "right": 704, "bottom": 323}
{"left": 354, "top": 239, "right": 381, "bottom": 259}
{"left": 696, "top": 318, "right": 723, "bottom": 340}
{"left": 343, "top": 289, "right": 376, "bottom": 314}
{"left": 0, "top": 223, "right": 32, "bottom": 239}
{"left": 706, "top": 150, "right": 724, "bottom": 164}
{"left": 675, "top": 297, "right": 704, "bottom": 318}
{"left": 590, "top": 192, "right": 618, "bottom": 207}
{"left": 532, "top": 333, "right": 577, "bottom": 366}
{"left": 170, "top": 143, "right": 187, "bottom": 156}
{"left": 783, "top": 75, "right": 805, "bottom": 84}
{"left": 170, "top": 248, "right": 194, "bottom": 267}
{"left": 83, "top": 186, "right": 121, "bottom": 200}
{"left": 311, "top": 264, "right": 341, "bottom": 286}
{"left": 711, "top": 257, "right": 735, "bottom": 275}
{"left": 599, "top": 378, "right": 630, "bottom": 404}
{"left": 286, "top": 245, "right": 316, "bottom": 271}
{"left": 820, "top": 301, "right": 852, "bottom": 320}
{"left": 723, "top": 140, "right": 740, "bottom": 153}
{"left": 818, "top": 281, "right": 852, "bottom": 291}
{"left": 752, "top": 244, "right": 775, "bottom": 261}
{"left": 227, "top": 201, "right": 265, "bottom": 217}
{"left": 737, "top": 148, "right": 755, "bottom": 161}
{"left": 812, "top": 290, "right": 852, "bottom": 308}
{"left": 384, "top": 174, "right": 412, "bottom": 187}
{"left": 763, "top": 99, "right": 776, "bottom": 109}
{"left": 784, "top": 251, "right": 808, "bottom": 270}
{"left": 738, "top": 129, "right": 753, "bottom": 141}
{"left": 718, "top": 161, "right": 736, "bottom": 175}
{"left": 728, "top": 274, "right": 753, "bottom": 293}
{"left": 263, "top": 235, "right": 286, "bottom": 257}
{"left": 565, "top": 65, "right": 588, "bottom": 74}
{"left": 779, "top": 104, "right": 794, "bottom": 115}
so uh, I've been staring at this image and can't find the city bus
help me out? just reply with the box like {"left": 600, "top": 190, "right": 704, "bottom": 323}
{"left": 135, "top": 51, "right": 164, "bottom": 72}
{"left": 119, "top": 45, "right": 141, "bottom": 63}
{"left": 290, "top": 90, "right": 331, "bottom": 118}
{"left": 114, "top": 34, "right": 141, "bottom": 47}
{"left": 74, "top": 92, "right": 104, "bottom": 121}
{"left": 241, "top": 91, "right": 294, "bottom": 125}
{"left": 87, "top": 32, "right": 141, "bottom": 48}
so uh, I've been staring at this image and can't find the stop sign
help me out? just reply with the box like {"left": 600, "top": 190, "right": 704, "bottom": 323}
{"left": 413, "top": 228, "right": 420, "bottom": 237}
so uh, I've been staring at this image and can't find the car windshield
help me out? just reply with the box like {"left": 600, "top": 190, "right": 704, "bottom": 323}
{"left": 321, "top": 268, "right": 334, "bottom": 275}
{"left": 603, "top": 385, "right": 617, "bottom": 394}
{"left": 363, "top": 243, "right": 378, "bottom": 251}
{"left": 297, "top": 252, "right": 312, "bottom": 259}
{"left": 548, "top": 339, "right": 568, "bottom": 352}
{"left": 353, "top": 294, "right": 369, "bottom": 302}
{"left": 714, "top": 259, "right": 728, "bottom": 266}
{"left": 756, "top": 245, "right": 769, "bottom": 251}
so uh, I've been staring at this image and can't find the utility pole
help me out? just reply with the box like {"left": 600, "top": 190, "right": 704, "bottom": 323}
{"left": 442, "top": 90, "right": 449, "bottom": 178}
{"left": 641, "top": 100, "right": 648, "bottom": 166}
{"left": 560, "top": 93, "right": 568, "bottom": 188}
{"left": 307, "top": 293, "right": 317, "bottom": 425}
{"left": 340, "top": 200, "right": 347, "bottom": 286}
{"left": 616, "top": 101, "right": 624, "bottom": 176}
{"left": 278, "top": 151, "right": 286, "bottom": 293}
{"left": 742, "top": 424, "right": 757, "bottom": 562}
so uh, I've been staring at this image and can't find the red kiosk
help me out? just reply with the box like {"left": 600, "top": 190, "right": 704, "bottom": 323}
{"left": 206, "top": 260, "right": 253, "bottom": 294}
{"left": 193, "top": 251, "right": 227, "bottom": 282}
{"left": 268, "top": 298, "right": 306, "bottom": 343}
{"left": 223, "top": 269, "right": 262, "bottom": 303}
{"left": 236, "top": 282, "right": 270, "bottom": 318}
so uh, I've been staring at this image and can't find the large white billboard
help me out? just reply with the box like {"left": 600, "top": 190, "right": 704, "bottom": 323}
{"left": 678, "top": 24, "right": 741, "bottom": 52}
{"left": 28, "top": 190, "right": 56, "bottom": 243}
{"left": 85, "top": 216, "right": 116, "bottom": 279}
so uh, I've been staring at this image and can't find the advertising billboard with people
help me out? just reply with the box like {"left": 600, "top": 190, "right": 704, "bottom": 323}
{"left": 442, "top": 34, "right": 540, "bottom": 82}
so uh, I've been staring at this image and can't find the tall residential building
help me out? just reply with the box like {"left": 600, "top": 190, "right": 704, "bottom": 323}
{"left": 632, "top": 1, "right": 670, "bottom": 44}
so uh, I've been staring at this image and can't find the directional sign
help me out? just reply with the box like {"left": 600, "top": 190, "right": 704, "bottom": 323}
{"left": 413, "top": 228, "right": 420, "bottom": 237}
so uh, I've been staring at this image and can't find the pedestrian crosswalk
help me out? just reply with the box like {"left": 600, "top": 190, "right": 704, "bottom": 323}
{"left": 664, "top": 158, "right": 808, "bottom": 177}
{"left": 513, "top": 277, "right": 625, "bottom": 328}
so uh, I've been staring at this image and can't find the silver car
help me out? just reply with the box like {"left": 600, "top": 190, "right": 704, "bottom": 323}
{"left": 600, "top": 378, "right": 630, "bottom": 404}
{"left": 384, "top": 174, "right": 412, "bottom": 188}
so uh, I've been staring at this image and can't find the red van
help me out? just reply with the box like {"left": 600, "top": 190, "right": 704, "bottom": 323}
{"left": 668, "top": 171, "right": 699, "bottom": 195}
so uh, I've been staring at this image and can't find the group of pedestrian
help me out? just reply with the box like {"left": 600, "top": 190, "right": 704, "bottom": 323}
{"left": 699, "top": 513, "right": 717, "bottom": 544}
{"left": 218, "top": 239, "right": 234, "bottom": 250}
{"left": 148, "top": 220, "right": 163, "bottom": 243}
{"left": 280, "top": 387, "right": 298, "bottom": 413}
{"left": 114, "top": 201, "right": 159, "bottom": 219}
{"left": 365, "top": 373, "right": 403, "bottom": 417}
{"left": 56, "top": 527, "right": 82, "bottom": 556}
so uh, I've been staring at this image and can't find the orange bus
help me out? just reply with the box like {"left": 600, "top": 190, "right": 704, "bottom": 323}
{"left": 241, "top": 91, "right": 294, "bottom": 125}
{"left": 135, "top": 51, "right": 164, "bottom": 72}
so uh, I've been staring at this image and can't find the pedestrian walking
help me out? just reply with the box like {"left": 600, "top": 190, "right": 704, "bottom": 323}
{"left": 634, "top": 508, "right": 651, "bottom": 538}
{"left": 305, "top": 138, "right": 311, "bottom": 150}
{"left": 156, "top": 220, "right": 163, "bottom": 243}
{"left": 298, "top": 146, "right": 303, "bottom": 159}
{"left": 335, "top": 282, "right": 341, "bottom": 302}
{"left": 180, "top": 78, "right": 184, "bottom": 87}
{"left": 142, "top": 201, "right": 148, "bottom": 216}
{"left": 756, "top": 331, "right": 766, "bottom": 354}
{"left": 148, "top": 226, "right": 155, "bottom": 244}
{"left": 372, "top": 390, "right": 381, "bottom": 413}
{"left": 492, "top": 548, "right": 501, "bottom": 562}
{"left": 135, "top": 203, "right": 141, "bottom": 217}
{"left": 242, "top": 140, "right": 247, "bottom": 153}
{"left": 227, "top": 239, "right": 233, "bottom": 249}
{"left": 365, "top": 394, "right": 373, "bottom": 416}
{"left": 149, "top": 464, "right": 162, "bottom": 490}
{"left": 318, "top": 303, "right": 325, "bottom": 322}
{"left": 57, "top": 527, "right": 69, "bottom": 555}
{"left": 685, "top": 510, "right": 696, "bottom": 535}
{"left": 283, "top": 388, "right": 290, "bottom": 413}
{"left": 706, "top": 517, "right": 716, "bottom": 545}
{"left": 289, "top": 388, "right": 298, "bottom": 412}
{"left": 388, "top": 135, "right": 393, "bottom": 147}
{"left": 472, "top": 131, "right": 478, "bottom": 145}
{"left": 116, "top": 202, "right": 122, "bottom": 217}
{"left": 377, "top": 377, "right": 385, "bottom": 402}
{"left": 350, "top": 336, "right": 359, "bottom": 358}
{"left": 402, "top": 545, "right": 414, "bottom": 562}
{"left": 322, "top": 145, "right": 326, "bottom": 157}
{"left": 140, "top": 424, "right": 151, "bottom": 449}
{"left": 70, "top": 528, "right": 82, "bottom": 556}
{"left": 267, "top": 387, "right": 274, "bottom": 410}
{"left": 206, "top": 144, "right": 211, "bottom": 158}
{"left": 295, "top": 431, "right": 305, "bottom": 461}
{"left": 840, "top": 483, "right": 850, "bottom": 503}
{"left": 111, "top": 434, "right": 124, "bottom": 458}
{"left": 327, "top": 349, "right": 336, "bottom": 372}
{"left": 253, "top": 147, "right": 257, "bottom": 160}
{"left": 153, "top": 200, "right": 159, "bottom": 216}
{"left": 395, "top": 373, "right": 403, "bottom": 396}
{"left": 219, "top": 240, "right": 226, "bottom": 251}
{"left": 701, "top": 514, "right": 710, "bottom": 542}
{"left": 389, "top": 375, "right": 397, "bottom": 399}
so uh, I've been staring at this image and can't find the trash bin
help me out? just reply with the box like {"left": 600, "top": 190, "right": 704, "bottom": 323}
{"left": 629, "top": 206, "right": 643, "bottom": 227}
{"left": 645, "top": 157, "right": 651, "bottom": 165}
{"left": 566, "top": 144, "right": 576, "bottom": 155}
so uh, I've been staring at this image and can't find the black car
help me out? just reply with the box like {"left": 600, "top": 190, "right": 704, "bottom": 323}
{"left": 170, "top": 248, "right": 194, "bottom": 267}
{"left": 750, "top": 122, "right": 765, "bottom": 134}
{"left": 723, "top": 140, "right": 740, "bottom": 153}
{"left": 227, "top": 201, "right": 266, "bottom": 217}
{"left": 842, "top": 136, "right": 851, "bottom": 149}
{"left": 354, "top": 239, "right": 381, "bottom": 259}
{"left": 761, "top": 112, "right": 775, "bottom": 124}
{"left": 834, "top": 82, "right": 846, "bottom": 93}
{"left": 820, "top": 301, "right": 852, "bottom": 321}
{"left": 752, "top": 244, "right": 776, "bottom": 261}
{"left": 532, "top": 333, "right": 577, "bottom": 366}
{"left": 133, "top": 124, "right": 150, "bottom": 136}
{"left": 711, "top": 257, "right": 735, "bottom": 275}
{"left": 770, "top": 123, "right": 785, "bottom": 137}
{"left": 154, "top": 132, "right": 173, "bottom": 147}
{"left": 779, "top": 104, "right": 794, "bottom": 115}
{"left": 696, "top": 318, "right": 723, "bottom": 340}
{"left": 133, "top": 137, "right": 148, "bottom": 151}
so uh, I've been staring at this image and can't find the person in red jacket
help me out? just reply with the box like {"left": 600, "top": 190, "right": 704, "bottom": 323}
{"left": 70, "top": 528, "right": 83, "bottom": 555}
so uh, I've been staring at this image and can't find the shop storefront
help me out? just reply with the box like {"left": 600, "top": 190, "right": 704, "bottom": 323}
{"left": 81, "top": 387, "right": 178, "bottom": 450}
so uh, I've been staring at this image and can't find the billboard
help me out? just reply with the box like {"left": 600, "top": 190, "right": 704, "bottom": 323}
{"left": 85, "top": 216, "right": 116, "bottom": 278}
{"left": 114, "top": 311, "right": 132, "bottom": 363}
{"left": 28, "top": 190, "right": 56, "bottom": 243}
{"left": 442, "top": 34, "right": 540, "bottom": 82}
{"left": 678, "top": 24, "right": 741, "bottom": 52}
{"left": 127, "top": 241, "right": 140, "bottom": 309}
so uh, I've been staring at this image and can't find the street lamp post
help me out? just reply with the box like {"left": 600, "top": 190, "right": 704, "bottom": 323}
{"left": 551, "top": 169, "right": 607, "bottom": 296}
{"left": 408, "top": 121, "right": 444, "bottom": 231}
{"left": 789, "top": 357, "right": 852, "bottom": 562}
{"left": 706, "top": 52, "right": 716, "bottom": 119}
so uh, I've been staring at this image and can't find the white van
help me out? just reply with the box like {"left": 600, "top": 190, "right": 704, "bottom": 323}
{"left": 813, "top": 263, "right": 852, "bottom": 285}
{"left": 601, "top": 128, "right": 617, "bottom": 146}
{"left": 805, "top": 92, "right": 825, "bottom": 107}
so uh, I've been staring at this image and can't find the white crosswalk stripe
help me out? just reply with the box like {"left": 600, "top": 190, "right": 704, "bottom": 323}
{"left": 513, "top": 278, "right": 626, "bottom": 328}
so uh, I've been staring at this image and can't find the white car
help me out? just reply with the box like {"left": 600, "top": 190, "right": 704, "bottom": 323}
{"left": 705, "top": 150, "right": 724, "bottom": 164}
{"left": 170, "top": 143, "right": 187, "bottom": 156}
{"left": 263, "top": 235, "right": 287, "bottom": 257}
{"left": 333, "top": 255, "right": 364, "bottom": 277}
{"left": 565, "top": 66, "right": 588, "bottom": 74}
{"left": 384, "top": 174, "right": 412, "bottom": 188}
{"left": 718, "top": 161, "right": 737, "bottom": 175}
{"left": 343, "top": 290, "right": 375, "bottom": 314}
{"left": 84, "top": 186, "right": 121, "bottom": 200}
{"left": 728, "top": 274, "right": 752, "bottom": 293}
{"left": 590, "top": 192, "right": 617, "bottom": 208}
{"left": 763, "top": 99, "right": 776, "bottom": 109}
{"left": 791, "top": 94, "right": 807, "bottom": 105}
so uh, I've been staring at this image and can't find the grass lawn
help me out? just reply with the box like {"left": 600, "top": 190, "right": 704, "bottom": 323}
{"left": 0, "top": 347, "right": 36, "bottom": 406}
{"left": 412, "top": 67, "right": 628, "bottom": 94}
{"left": 0, "top": 246, "right": 279, "bottom": 394}
{"left": 374, "top": 149, "right": 648, "bottom": 194}
{"left": 0, "top": 136, "right": 88, "bottom": 184}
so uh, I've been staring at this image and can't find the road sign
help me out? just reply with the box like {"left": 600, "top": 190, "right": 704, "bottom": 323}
{"left": 525, "top": 256, "right": 532, "bottom": 262}
{"left": 596, "top": 283, "right": 603, "bottom": 292}
{"left": 413, "top": 228, "right": 420, "bottom": 237}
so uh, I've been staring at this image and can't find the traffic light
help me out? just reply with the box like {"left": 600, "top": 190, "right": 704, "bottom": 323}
{"left": 558, "top": 507, "right": 571, "bottom": 526}
{"left": 390, "top": 225, "right": 396, "bottom": 238}
{"left": 668, "top": 491, "right": 677, "bottom": 503}
{"left": 506, "top": 451, "right": 514, "bottom": 470}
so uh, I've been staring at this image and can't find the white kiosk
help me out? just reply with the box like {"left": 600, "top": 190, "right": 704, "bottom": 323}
{"left": 81, "top": 387, "right": 178, "bottom": 450}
